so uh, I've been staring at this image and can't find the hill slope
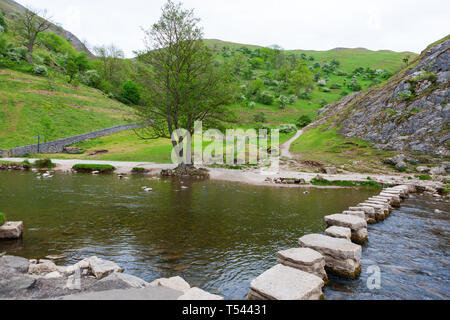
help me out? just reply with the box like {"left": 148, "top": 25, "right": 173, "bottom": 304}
{"left": 315, "top": 35, "right": 449, "bottom": 156}
{"left": 0, "top": 0, "right": 93, "bottom": 56}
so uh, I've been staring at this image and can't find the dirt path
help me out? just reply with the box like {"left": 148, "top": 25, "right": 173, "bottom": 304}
{"left": 280, "top": 130, "right": 303, "bottom": 159}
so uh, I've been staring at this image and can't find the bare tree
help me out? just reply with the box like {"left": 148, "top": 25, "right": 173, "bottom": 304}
{"left": 17, "top": 7, "right": 52, "bottom": 63}
{"left": 93, "top": 44, "right": 125, "bottom": 83}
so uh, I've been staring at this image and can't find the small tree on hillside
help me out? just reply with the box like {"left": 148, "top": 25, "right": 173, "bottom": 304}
{"left": 134, "top": 0, "right": 236, "bottom": 167}
{"left": 16, "top": 7, "right": 52, "bottom": 63}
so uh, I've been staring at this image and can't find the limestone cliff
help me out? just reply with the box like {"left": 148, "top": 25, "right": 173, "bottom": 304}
{"left": 316, "top": 36, "right": 449, "bottom": 156}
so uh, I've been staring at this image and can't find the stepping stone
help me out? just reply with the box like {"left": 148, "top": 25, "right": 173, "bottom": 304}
{"left": 248, "top": 264, "right": 324, "bottom": 300}
{"left": 325, "top": 226, "right": 351, "bottom": 241}
{"left": 178, "top": 287, "right": 224, "bottom": 300}
{"left": 0, "top": 221, "right": 23, "bottom": 239}
{"left": 359, "top": 203, "right": 386, "bottom": 220}
{"left": 298, "top": 234, "right": 361, "bottom": 279}
{"left": 277, "top": 248, "right": 327, "bottom": 280}
{"left": 342, "top": 210, "right": 365, "bottom": 219}
{"left": 324, "top": 214, "right": 368, "bottom": 244}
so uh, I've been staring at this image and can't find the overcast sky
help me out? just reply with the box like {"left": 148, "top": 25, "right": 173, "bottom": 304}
{"left": 18, "top": 0, "right": 450, "bottom": 57}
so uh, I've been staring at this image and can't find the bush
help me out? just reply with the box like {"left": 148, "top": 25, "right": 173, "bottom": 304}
{"left": 7, "top": 46, "right": 28, "bottom": 62}
{"left": 0, "top": 212, "right": 5, "bottom": 226}
{"left": 347, "top": 77, "right": 361, "bottom": 91}
{"left": 253, "top": 112, "right": 267, "bottom": 123}
{"left": 120, "top": 80, "right": 141, "bottom": 105}
{"left": 256, "top": 91, "right": 274, "bottom": 105}
{"left": 296, "top": 115, "right": 312, "bottom": 128}
{"left": 317, "top": 79, "right": 327, "bottom": 86}
{"left": 72, "top": 164, "right": 116, "bottom": 173}
{"left": 278, "top": 124, "right": 297, "bottom": 134}
{"left": 416, "top": 174, "right": 432, "bottom": 181}
{"left": 132, "top": 167, "right": 148, "bottom": 173}
{"left": 278, "top": 95, "right": 289, "bottom": 109}
{"left": 321, "top": 87, "right": 330, "bottom": 92}
{"left": 330, "top": 83, "right": 342, "bottom": 89}
{"left": 33, "top": 159, "right": 55, "bottom": 168}
{"left": 32, "top": 64, "right": 48, "bottom": 76}
{"left": 299, "top": 90, "right": 311, "bottom": 100}
{"left": 319, "top": 99, "right": 328, "bottom": 107}
{"left": 79, "top": 70, "right": 100, "bottom": 87}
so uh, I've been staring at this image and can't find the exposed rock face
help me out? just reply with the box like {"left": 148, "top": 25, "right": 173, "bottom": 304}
{"left": 277, "top": 248, "right": 327, "bottom": 281}
{"left": 89, "top": 272, "right": 148, "bottom": 291}
{"left": 248, "top": 264, "right": 324, "bottom": 300}
{"left": 298, "top": 233, "right": 362, "bottom": 279}
{"left": 316, "top": 36, "right": 450, "bottom": 156}
{"left": 0, "top": 255, "right": 29, "bottom": 273}
{"left": 87, "top": 257, "right": 124, "bottom": 279}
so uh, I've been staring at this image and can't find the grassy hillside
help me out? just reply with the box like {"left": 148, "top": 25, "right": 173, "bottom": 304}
{"left": 0, "top": 69, "right": 133, "bottom": 148}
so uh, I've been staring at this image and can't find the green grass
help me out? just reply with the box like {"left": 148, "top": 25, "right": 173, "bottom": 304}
{"left": 72, "top": 164, "right": 116, "bottom": 173}
{"left": 0, "top": 212, "right": 5, "bottom": 226}
{"left": 416, "top": 174, "right": 432, "bottom": 181}
{"left": 290, "top": 124, "right": 394, "bottom": 170}
{"left": 33, "top": 158, "right": 55, "bottom": 168}
{"left": 310, "top": 176, "right": 383, "bottom": 188}
{"left": 0, "top": 69, "right": 133, "bottom": 149}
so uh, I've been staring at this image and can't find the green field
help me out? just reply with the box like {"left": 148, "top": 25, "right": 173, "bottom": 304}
{"left": 0, "top": 69, "right": 133, "bottom": 148}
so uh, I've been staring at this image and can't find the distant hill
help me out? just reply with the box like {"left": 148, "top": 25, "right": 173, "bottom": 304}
{"left": 315, "top": 35, "right": 450, "bottom": 156}
{"left": 0, "top": 0, "right": 93, "bottom": 56}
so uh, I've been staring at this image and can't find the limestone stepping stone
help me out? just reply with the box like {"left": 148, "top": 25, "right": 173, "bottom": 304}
{"left": 298, "top": 234, "right": 361, "bottom": 279}
{"left": 370, "top": 196, "right": 400, "bottom": 208}
{"left": 0, "top": 221, "right": 24, "bottom": 239}
{"left": 325, "top": 226, "right": 351, "bottom": 241}
{"left": 349, "top": 206, "right": 375, "bottom": 218}
{"left": 382, "top": 189, "right": 406, "bottom": 199}
{"left": 277, "top": 248, "right": 327, "bottom": 280}
{"left": 379, "top": 192, "right": 402, "bottom": 202}
{"left": 364, "top": 200, "right": 391, "bottom": 213}
{"left": 342, "top": 210, "right": 365, "bottom": 219}
{"left": 324, "top": 214, "right": 368, "bottom": 244}
{"left": 248, "top": 264, "right": 324, "bottom": 300}
{"left": 178, "top": 287, "right": 224, "bottom": 300}
{"left": 359, "top": 203, "right": 386, "bottom": 220}
{"left": 88, "top": 257, "right": 124, "bottom": 279}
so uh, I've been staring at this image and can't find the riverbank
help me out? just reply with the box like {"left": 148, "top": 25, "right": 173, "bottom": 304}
{"left": 1, "top": 157, "right": 446, "bottom": 194}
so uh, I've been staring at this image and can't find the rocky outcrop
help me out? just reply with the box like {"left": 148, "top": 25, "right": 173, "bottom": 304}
{"left": 316, "top": 36, "right": 450, "bottom": 156}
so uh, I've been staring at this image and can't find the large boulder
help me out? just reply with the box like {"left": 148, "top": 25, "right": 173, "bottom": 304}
{"left": 0, "top": 255, "right": 30, "bottom": 273}
{"left": 28, "top": 260, "right": 58, "bottom": 275}
{"left": 248, "top": 264, "right": 324, "bottom": 300}
{"left": 89, "top": 272, "right": 148, "bottom": 291}
{"left": 0, "top": 274, "right": 36, "bottom": 294}
{"left": 298, "top": 233, "right": 362, "bottom": 279}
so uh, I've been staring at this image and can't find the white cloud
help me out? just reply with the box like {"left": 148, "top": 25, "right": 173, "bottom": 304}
{"left": 17, "top": 0, "right": 450, "bottom": 57}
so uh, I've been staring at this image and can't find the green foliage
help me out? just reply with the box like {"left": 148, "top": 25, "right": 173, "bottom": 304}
{"left": 278, "top": 123, "right": 297, "bottom": 134}
{"left": 416, "top": 174, "right": 432, "bottom": 181}
{"left": 72, "top": 164, "right": 116, "bottom": 173}
{"left": 0, "top": 212, "right": 5, "bottom": 226}
{"left": 296, "top": 115, "right": 312, "bottom": 128}
{"left": 79, "top": 69, "right": 100, "bottom": 87}
{"left": 132, "top": 167, "right": 147, "bottom": 173}
{"left": 33, "top": 159, "right": 55, "bottom": 168}
{"left": 32, "top": 64, "right": 48, "bottom": 76}
{"left": 120, "top": 80, "right": 141, "bottom": 105}
{"left": 310, "top": 177, "right": 382, "bottom": 187}
{"left": 0, "top": 12, "right": 8, "bottom": 33}
{"left": 253, "top": 112, "right": 267, "bottom": 123}
{"left": 65, "top": 56, "right": 78, "bottom": 83}
{"left": 38, "top": 32, "right": 77, "bottom": 56}
{"left": 347, "top": 77, "right": 362, "bottom": 91}
{"left": 256, "top": 91, "right": 274, "bottom": 105}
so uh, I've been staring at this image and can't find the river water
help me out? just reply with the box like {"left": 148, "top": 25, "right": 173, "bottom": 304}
{"left": 0, "top": 171, "right": 448, "bottom": 299}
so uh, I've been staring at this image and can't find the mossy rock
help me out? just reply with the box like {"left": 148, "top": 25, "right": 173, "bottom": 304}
{"left": 131, "top": 167, "right": 148, "bottom": 174}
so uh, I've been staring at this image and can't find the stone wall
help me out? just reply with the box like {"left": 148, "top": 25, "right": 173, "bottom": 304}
{"left": 1, "top": 123, "right": 145, "bottom": 157}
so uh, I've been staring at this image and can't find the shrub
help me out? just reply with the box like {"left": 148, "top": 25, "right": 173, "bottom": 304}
{"left": 0, "top": 12, "right": 8, "bottom": 32}
{"left": 33, "top": 159, "right": 55, "bottom": 168}
{"left": 347, "top": 77, "right": 361, "bottom": 91}
{"left": 299, "top": 90, "right": 311, "bottom": 100}
{"left": 321, "top": 87, "right": 330, "bottom": 92}
{"left": 278, "top": 95, "right": 289, "bottom": 109}
{"left": 330, "top": 83, "right": 342, "bottom": 89}
{"left": 256, "top": 91, "right": 274, "bottom": 105}
{"left": 72, "top": 164, "right": 116, "bottom": 173}
{"left": 80, "top": 70, "right": 100, "bottom": 87}
{"left": 132, "top": 167, "right": 147, "bottom": 173}
{"left": 7, "top": 46, "right": 28, "bottom": 61}
{"left": 296, "top": 115, "right": 312, "bottom": 128}
{"left": 317, "top": 79, "right": 327, "bottom": 86}
{"left": 0, "top": 212, "right": 5, "bottom": 226}
{"left": 253, "top": 124, "right": 271, "bottom": 135}
{"left": 32, "top": 64, "right": 48, "bottom": 76}
{"left": 120, "top": 80, "right": 141, "bottom": 105}
{"left": 253, "top": 112, "right": 267, "bottom": 123}
{"left": 395, "top": 90, "right": 415, "bottom": 101}
{"left": 319, "top": 99, "right": 328, "bottom": 107}
{"left": 278, "top": 124, "right": 297, "bottom": 134}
